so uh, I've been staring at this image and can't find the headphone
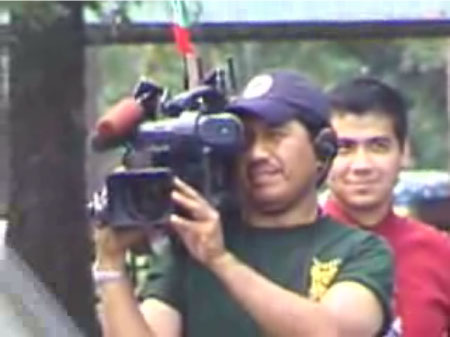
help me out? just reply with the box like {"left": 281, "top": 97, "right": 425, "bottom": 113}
{"left": 314, "top": 127, "right": 338, "bottom": 162}
{"left": 312, "top": 127, "right": 338, "bottom": 185}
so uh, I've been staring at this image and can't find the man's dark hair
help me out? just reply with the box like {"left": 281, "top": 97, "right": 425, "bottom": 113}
{"left": 328, "top": 77, "right": 408, "bottom": 149}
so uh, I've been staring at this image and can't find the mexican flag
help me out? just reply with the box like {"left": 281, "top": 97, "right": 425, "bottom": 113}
{"left": 170, "top": 0, "right": 195, "bottom": 55}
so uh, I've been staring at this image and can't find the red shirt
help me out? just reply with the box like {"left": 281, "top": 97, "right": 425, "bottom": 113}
{"left": 324, "top": 199, "right": 450, "bottom": 337}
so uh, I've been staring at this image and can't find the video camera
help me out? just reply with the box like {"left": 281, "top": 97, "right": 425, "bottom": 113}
{"left": 91, "top": 64, "right": 244, "bottom": 229}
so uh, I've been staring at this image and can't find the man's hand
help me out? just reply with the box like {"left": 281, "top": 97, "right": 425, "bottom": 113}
{"left": 169, "top": 177, "right": 228, "bottom": 268}
{"left": 94, "top": 225, "right": 147, "bottom": 270}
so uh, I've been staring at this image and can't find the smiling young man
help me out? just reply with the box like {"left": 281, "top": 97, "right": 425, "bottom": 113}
{"left": 325, "top": 77, "right": 450, "bottom": 337}
{"left": 94, "top": 70, "right": 393, "bottom": 337}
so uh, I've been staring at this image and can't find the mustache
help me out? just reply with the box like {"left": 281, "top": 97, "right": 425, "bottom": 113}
{"left": 246, "top": 159, "right": 279, "bottom": 175}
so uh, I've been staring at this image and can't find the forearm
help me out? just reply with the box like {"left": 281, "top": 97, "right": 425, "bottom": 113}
{"left": 210, "top": 252, "right": 339, "bottom": 337}
{"left": 95, "top": 255, "right": 155, "bottom": 337}
{"left": 98, "top": 277, "right": 156, "bottom": 337}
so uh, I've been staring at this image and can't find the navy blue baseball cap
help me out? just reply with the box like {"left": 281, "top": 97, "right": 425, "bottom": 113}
{"left": 226, "top": 70, "right": 331, "bottom": 129}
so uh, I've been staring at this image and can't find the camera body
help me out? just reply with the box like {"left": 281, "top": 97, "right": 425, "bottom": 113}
{"left": 98, "top": 73, "right": 243, "bottom": 228}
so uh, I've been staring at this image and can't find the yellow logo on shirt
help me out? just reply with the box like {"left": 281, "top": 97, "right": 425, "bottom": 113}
{"left": 308, "top": 257, "right": 342, "bottom": 301}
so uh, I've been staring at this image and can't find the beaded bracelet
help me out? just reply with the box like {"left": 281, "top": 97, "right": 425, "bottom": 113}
{"left": 92, "top": 265, "right": 124, "bottom": 286}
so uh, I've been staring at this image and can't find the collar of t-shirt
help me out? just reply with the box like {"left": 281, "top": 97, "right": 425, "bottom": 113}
{"left": 322, "top": 198, "right": 401, "bottom": 237}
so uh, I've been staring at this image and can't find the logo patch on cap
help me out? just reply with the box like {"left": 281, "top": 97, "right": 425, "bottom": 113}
{"left": 242, "top": 74, "right": 273, "bottom": 99}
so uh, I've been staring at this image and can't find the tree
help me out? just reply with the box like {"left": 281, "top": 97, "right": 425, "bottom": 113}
{"left": 6, "top": 2, "right": 99, "bottom": 336}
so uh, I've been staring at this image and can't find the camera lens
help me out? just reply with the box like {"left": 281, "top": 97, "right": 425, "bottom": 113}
{"left": 126, "top": 174, "right": 172, "bottom": 222}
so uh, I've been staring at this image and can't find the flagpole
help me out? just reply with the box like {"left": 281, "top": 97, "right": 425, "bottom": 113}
{"left": 170, "top": 0, "right": 199, "bottom": 89}
{"left": 186, "top": 54, "right": 199, "bottom": 89}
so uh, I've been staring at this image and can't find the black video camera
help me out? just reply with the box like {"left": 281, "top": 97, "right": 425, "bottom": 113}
{"left": 93, "top": 67, "right": 243, "bottom": 229}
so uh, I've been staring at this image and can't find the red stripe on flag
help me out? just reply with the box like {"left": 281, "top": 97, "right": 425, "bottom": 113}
{"left": 172, "top": 25, "right": 194, "bottom": 55}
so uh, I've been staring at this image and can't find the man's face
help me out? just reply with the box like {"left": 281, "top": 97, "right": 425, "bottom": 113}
{"left": 327, "top": 112, "right": 403, "bottom": 212}
{"left": 236, "top": 117, "right": 318, "bottom": 212}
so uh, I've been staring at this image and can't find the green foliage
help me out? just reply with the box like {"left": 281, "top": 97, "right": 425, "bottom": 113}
{"left": 0, "top": 1, "right": 140, "bottom": 30}
{"left": 95, "top": 43, "right": 184, "bottom": 116}
{"left": 1, "top": 1, "right": 71, "bottom": 30}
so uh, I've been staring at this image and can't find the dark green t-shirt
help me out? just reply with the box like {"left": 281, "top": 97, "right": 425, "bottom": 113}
{"left": 141, "top": 216, "right": 393, "bottom": 337}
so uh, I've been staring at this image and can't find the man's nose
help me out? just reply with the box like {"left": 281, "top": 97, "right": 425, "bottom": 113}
{"left": 247, "top": 136, "right": 272, "bottom": 160}
{"left": 350, "top": 147, "right": 373, "bottom": 171}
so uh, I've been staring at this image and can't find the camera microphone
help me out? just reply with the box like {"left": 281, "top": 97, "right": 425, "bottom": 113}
{"left": 91, "top": 98, "right": 144, "bottom": 151}
{"left": 91, "top": 79, "right": 164, "bottom": 152}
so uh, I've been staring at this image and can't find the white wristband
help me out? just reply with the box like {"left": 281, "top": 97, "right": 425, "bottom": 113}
{"left": 92, "top": 266, "right": 124, "bottom": 286}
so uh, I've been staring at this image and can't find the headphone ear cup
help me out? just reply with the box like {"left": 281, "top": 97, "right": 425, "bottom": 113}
{"left": 313, "top": 127, "right": 338, "bottom": 186}
{"left": 313, "top": 127, "right": 338, "bottom": 162}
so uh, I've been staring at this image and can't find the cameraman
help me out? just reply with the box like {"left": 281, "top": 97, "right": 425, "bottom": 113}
{"left": 94, "top": 70, "right": 393, "bottom": 337}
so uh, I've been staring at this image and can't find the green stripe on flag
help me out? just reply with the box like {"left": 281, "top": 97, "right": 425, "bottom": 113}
{"left": 170, "top": 0, "right": 195, "bottom": 55}
{"left": 171, "top": 0, "right": 192, "bottom": 28}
